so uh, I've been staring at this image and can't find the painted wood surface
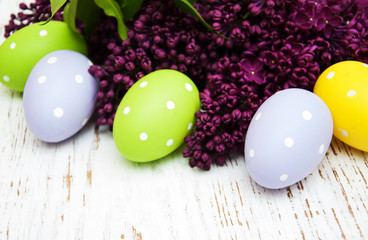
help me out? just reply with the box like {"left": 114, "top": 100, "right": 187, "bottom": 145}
{"left": 0, "top": 1, "right": 367, "bottom": 239}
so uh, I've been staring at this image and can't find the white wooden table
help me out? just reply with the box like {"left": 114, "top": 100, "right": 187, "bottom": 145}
{"left": 0, "top": 1, "right": 367, "bottom": 239}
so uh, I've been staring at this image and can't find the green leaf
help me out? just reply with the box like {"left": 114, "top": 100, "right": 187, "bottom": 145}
{"left": 172, "top": 0, "right": 227, "bottom": 39}
{"left": 63, "top": 0, "right": 79, "bottom": 32}
{"left": 76, "top": 0, "right": 102, "bottom": 38}
{"left": 121, "top": 0, "right": 144, "bottom": 21}
{"left": 94, "top": 0, "right": 128, "bottom": 40}
{"left": 187, "top": 0, "right": 196, "bottom": 3}
{"left": 50, "top": 0, "right": 68, "bottom": 20}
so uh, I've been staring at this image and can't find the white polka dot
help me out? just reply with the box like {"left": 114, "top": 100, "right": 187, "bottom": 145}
{"left": 249, "top": 149, "right": 255, "bottom": 158}
{"left": 188, "top": 122, "right": 193, "bottom": 131}
{"left": 280, "top": 174, "right": 288, "bottom": 181}
{"left": 284, "top": 137, "right": 294, "bottom": 148}
{"left": 38, "top": 75, "right": 47, "bottom": 84}
{"left": 47, "top": 57, "right": 57, "bottom": 64}
{"left": 39, "top": 29, "right": 48, "bottom": 36}
{"left": 339, "top": 128, "right": 348, "bottom": 137}
{"left": 10, "top": 42, "right": 16, "bottom": 49}
{"left": 319, "top": 144, "right": 325, "bottom": 154}
{"left": 75, "top": 74, "right": 84, "bottom": 84}
{"left": 185, "top": 83, "right": 193, "bottom": 92}
{"left": 347, "top": 90, "right": 356, "bottom": 97}
{"left": 139, "top": 81, "right": 148, "bottom": 88}
{"left": 140, "top": 132, "right": 148, "bottom": 141}
{"left": 166, "top": 139, "right": 174, "bottom": 146}
{"left": 53, "top": 108, "right": 64, "bottom": 118}
{"left": 326, "top": 71, "right": 335, "bottom": 79}
{"left": 123, "top": 106, "right": 130, "bottom": 115}
{"left": 3, "top": 75, "right": 10, "bottom": 82}
{"left": 82, "top": 118, "right": 88, "bottom": 126}
{"left": 166, "top": 101, "right": 175, "bottom": 110}
{"left": 255, "top": 112, "right": 262, "bottom": 120}
{"left": 363, "top": 63, "right": 368, "bottom": 67}
{"left": 302, "top": 110, "right": 312, "bottom": 120}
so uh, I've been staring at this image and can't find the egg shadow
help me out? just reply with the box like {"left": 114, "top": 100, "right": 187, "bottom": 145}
{"left": 330, "top": 136, "right": 368, "bottom": 162}
{"left": 245, "top": 176, "right": 305, "bottom": 199}
{"left": 239, "top": 152, "right": 308, "bottom": 198}
{"left": 119, "top": 143, "right": 189, "bottom": 171}
{"left": 0, "top": 85, "right": 23, "bottom": 99}
{"left": 32, "top": 115, "right": 189, "bottom": 173}
{"left": 32, "top": 115, "right": 101, "bottom": 149}
{"left": 86, "top": 116, "right": 191, "bottom": 171}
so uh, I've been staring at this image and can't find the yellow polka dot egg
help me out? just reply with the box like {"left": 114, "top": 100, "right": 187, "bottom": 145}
{"left": 113, "top": 69, "right": 200, "bottom": 162}
{"left": 314, "top": 61, "right": 368, "bottom": 152}
{"left": 0, "top": 21, "right": 87, "bottom": 92}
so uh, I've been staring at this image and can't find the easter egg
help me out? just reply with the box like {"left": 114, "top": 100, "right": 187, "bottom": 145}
{"left": 23, "top": 50, "right": 98, "bottom": 143}
{"left": 244, "top": 88, "right": 333, "bottom": 189}
{"left": 113, "top": 69, "right": 200, "bottom": 162}
{"left": 0, "top": 21, "right": 87, "bottom": 92}
{"left": 314, "top": 61, "right": 368, "bottom": 152}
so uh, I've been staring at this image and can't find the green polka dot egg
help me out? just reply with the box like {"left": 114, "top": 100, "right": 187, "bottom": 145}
{"left": 113, "top": 69, "right": 200, "bottom": 162}
{"left": 0, "top": 21, "right": 87, "bottom": 92}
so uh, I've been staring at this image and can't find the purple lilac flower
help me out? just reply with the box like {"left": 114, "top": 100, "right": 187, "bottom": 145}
{"left": 87, "top": 0, "right": 219, "bottom": 130}
{"left": 182, "top": 0, "right": 368, "bottom": 169}
{"left": 239, "top": 58, "right": 266, "bottom": 85}
{"left": 4, "top": 0, "right": 63, "bottom": 38}
{"left": 5, "top": 0, "right": 368, "bottom": 170}
{"left": 316, "top": 7, "right": 344, "bottom": 38}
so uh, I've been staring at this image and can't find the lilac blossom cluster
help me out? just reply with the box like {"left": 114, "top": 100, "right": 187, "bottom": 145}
{"left": 88, "top": 1, "right": 215, "bottom": 128}
{"left": 4, "top": 0, "right": 368, "bottom": 170}
{"left": 4, "top": 0, "right": 63, "bottom": 38}
{"left": 183, "top": 0, "right": 368, "bottom": 169}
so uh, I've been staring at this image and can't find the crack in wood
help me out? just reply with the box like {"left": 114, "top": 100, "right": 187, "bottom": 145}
{"left": 87, "top": 170, "right": 92, "bottom": 185}
{"left": 332, "top": 208, "right": 346, "bottom": 239}
{"left": 22, "top": 127, "right": 27, "bottom": 145}
{"left": 213, "top": 193, "right": 224, "bottom": 227}
{"left": 235, "top": 181, "right": 244, "bottom": 206}
{"left": 305, "top": 199, "right": 313, "bottom": 218}
{"left": 287, "top": 187, "right": 294, "bottom": 198}
{"left": 222, "top": 205, "right": 229, "bottom": 226}
{"left": 65, "top": 156, "right": 72, "bottom": 201}
{"left": 318, "top": 169, "right": 326, "bottom": 180}
{"left": 333, "top": 169, "right": 364, "bottom": 237}
{"left": 131, "top": 226, "right": 142, "bottom": 240}
{"left": 94, "top": 126, "right": 100, "bottom": 150}
{"left": 357, "top": 167, "right": 367, "bottom": 185}
{"left": 331, "top": 138, "right": 340, "bottom": 155}
{"left": 233, "top": 205, "right": 243, "bottom": 226}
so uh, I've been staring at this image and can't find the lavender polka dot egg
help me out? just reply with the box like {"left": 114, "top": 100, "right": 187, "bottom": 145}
{"left": 244, "top": 88, "right": 333, "bottom": 189}
{"left": 23, "top": 50, "right": 98, "bottom": 143}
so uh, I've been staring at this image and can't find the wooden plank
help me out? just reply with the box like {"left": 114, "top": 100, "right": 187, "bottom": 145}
{"left": 0, "top": 0, "right": 367, "bottom": 239}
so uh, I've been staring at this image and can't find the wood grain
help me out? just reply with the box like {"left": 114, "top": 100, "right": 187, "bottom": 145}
{"left": 0, "top": 1, "right": 368, "bottom": 239}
